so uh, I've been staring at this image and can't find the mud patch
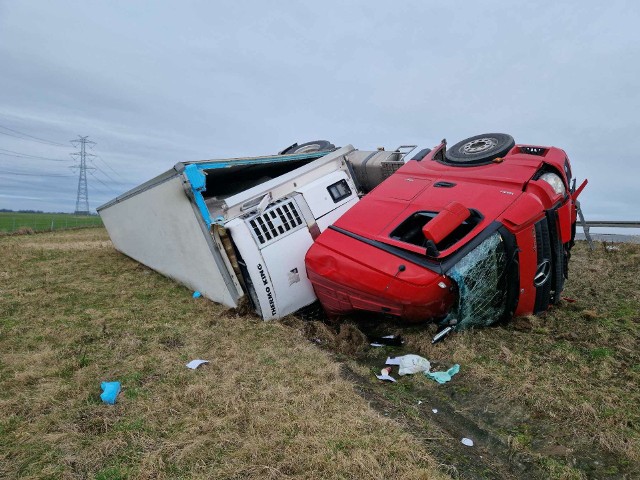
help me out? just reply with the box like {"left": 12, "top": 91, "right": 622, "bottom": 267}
{"left": 283, "top": 316, "right": 369, "bottom": 355}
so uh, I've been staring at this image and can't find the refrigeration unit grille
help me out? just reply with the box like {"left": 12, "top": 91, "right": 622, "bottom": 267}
{"left": 247, "top": 198, "right": 305, "bottom": 245}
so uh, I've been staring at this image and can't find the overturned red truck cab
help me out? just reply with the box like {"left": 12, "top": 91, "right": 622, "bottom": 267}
{"left": 305, "top": 133, "right": 587, "bottom": 329}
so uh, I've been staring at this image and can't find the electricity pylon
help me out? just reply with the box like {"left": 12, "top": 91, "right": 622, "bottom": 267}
{"left": 70, "top": 136, "right": 95, "bottom": 215}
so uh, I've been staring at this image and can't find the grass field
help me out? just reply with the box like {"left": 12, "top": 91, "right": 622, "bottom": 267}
{"left": 1, "top": 228, "right": 638, "bottom": 479}
{"left": 0, "top": 228, "right": 446, "bottom": 480}
{"left": 0, "top": 212, "right": 102, "bottom": 233}
{"left": 296, "top": 241, "right": 640, "bottom": 478}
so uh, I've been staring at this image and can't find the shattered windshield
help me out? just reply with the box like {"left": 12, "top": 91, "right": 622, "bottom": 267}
{"left": 447, "top": 232, "right": 509, "bottom": 330}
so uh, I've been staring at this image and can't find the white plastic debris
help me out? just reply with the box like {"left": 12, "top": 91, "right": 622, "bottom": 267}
{"left": 375, "top": 367, "right": 396, "bottom": 382}
{"left": 432, "top": 408, "right": 438, "bottom": 414}
{"left": 385, "top": 355, "right": 431, "bottom": 375}
{"left": 370, "top": 343, "right": 385, "bottom": 347}
{"left": 186, "top": 359, "right": 209, "bottom": 370}
{"left": 417, "top": 400, "right": 423, "bottom": 405}
{"left": 461, "top": 437, "right": 474, "bottom": 447}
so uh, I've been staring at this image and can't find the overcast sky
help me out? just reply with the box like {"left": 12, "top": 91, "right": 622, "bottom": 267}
{"left": 0, "top": 0, "right": 638, "bottom": 222}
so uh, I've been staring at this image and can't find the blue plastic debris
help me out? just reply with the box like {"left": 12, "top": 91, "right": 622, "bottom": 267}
{"left": 192, "top": 291, "right": 202, "bottom": 298}
{"left": 425, "top": 364, "right": 460, "bottom": 384}
{"left": 100, "top": 381, "right": 121, "bottom": 405}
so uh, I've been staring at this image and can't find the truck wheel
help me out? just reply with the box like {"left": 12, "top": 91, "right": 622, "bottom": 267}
{"left": 280, "top": 140, "right": 335, "bottom": 155}
{"left": 444, "top": 133, "right": 515, "bottom": 166}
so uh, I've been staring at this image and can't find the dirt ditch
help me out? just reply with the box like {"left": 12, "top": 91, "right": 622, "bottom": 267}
{"left": 282, "top": 309, "right": 635, "bottom": 479}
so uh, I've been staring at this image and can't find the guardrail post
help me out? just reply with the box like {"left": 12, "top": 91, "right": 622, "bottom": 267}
{"left": 576, "top": 201, "right": 594, "bottom": 251}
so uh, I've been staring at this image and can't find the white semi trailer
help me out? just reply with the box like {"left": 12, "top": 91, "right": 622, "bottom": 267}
{"left": 98, "top": 142, "right": 418, "bottom": 319}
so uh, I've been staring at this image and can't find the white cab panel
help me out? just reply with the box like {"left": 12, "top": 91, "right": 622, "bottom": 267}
{"left": 316, "top": 197, "right": 359, "bottom": 231}
{"left": 295, "top": 170, "right": 357, "bottom": 219}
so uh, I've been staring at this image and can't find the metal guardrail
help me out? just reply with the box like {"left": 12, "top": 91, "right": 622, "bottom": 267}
{"left": 585, "top": 221, "right": 640, "bottom": 228}
{"left": 579, "top": 214, "right": 640, "bottom": 250}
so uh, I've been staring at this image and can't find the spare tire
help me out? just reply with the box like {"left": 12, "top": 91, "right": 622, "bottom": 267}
{"left": 280, "top": 140, "right": 335, "bottom": 155}
{"left": 444, "top": 133, "right": 515, "bottom": 166}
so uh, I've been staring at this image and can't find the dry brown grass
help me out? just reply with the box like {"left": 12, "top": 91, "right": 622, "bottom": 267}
{"left": 341, "top": 241, "right": 639, "bottom": 478}
{"left": 0, "top": 228, "right": 448, "bottom": 479}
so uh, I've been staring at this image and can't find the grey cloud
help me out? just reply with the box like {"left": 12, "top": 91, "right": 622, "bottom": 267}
{"left": 0, "top": 0, "right": 638, "bottom": 219}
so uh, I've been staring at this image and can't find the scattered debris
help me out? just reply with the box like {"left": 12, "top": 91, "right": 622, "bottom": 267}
{"left": 186, "top": 359, "right": 209, "bottom": 369}
{"left": 432, "top": 326, "right": 454, "bottom": 344}
{"left": 461, "top": 437, "right": 474, "bottom": 447}
{"left": 426, "top": 364, "right": 460, "bottom": 384}
{"left": 386, "top": 354, "right": 431, "bottom": 375}
{"left": 432, "top": 408, "right": 438, "bottom": 414}
{"left": 192, "top": 291, "right": 202, "bottom": 298}
{"left": 417, "top": 400, "right": 423, "bottom": 405}
{"left": 376, "top": 367, "right": 396, "bottom": 382}
{"left": 368, "top": 334, "right": 403, "bottom": 346}
{"left": 100, "top": 381, "right": 121, "bottom": 405}
{"left": 562, "top": 296, "right": 577, "bottom": 303}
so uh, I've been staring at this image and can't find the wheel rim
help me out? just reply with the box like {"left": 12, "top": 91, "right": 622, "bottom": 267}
{"left": 460, "top": 137, "right": 498, "bottom": 155}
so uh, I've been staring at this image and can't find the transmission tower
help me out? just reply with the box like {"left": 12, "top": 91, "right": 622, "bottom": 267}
{"left": 70, "top": 136, "right": 95, "bottom": 215}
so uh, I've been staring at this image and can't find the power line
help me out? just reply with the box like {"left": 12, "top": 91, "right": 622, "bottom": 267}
{"left": 0, "top": 130, "right": 31, "bottom": 140}
{"left": 90, "top": 161, "right": 121, "bottom": 185}
{"left": 0, "top": 123, "right": 68, "bottom": 147}
{"left": 95, "top": 154, "right": 128, "bottom": 182}
{"left": 0, "top": 148, "right": 68, "bottom": 162}
{"left": 88, "top": 170, "right": 119, "bottom": 194}
{"left": 0, "top": 169, "right": 74, "bottom": 178}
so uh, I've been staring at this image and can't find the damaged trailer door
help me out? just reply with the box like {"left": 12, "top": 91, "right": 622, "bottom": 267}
{"left": 98, "top": 146, "right": 362, "bottom": 319}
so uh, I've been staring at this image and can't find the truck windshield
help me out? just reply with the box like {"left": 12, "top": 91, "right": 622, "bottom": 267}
{"left": 446, "top": 232, "right": 509, "bottom": 329}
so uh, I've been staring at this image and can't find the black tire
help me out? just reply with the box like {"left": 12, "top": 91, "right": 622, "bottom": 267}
{"left": 548, "top": 215, "right": 566, "bottom": 305}
{"left": 280, "top": 140, "right": 335, "bottom": 155}
{"left": 533, "top": 218, "right": 552, "bottom": 314}
{"left": 444, "top": 133, "right": 515, "bottom": 166}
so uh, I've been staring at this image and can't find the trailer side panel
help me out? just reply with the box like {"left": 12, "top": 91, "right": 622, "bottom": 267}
{"left": 99, "top": 175, "right": 241, "bottom": 307}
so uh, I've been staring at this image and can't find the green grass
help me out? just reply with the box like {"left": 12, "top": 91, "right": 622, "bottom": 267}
{"left": 0, "top": 212, "right": 102, "bottom": 233}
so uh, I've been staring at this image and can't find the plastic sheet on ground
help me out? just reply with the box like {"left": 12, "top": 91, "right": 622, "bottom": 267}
{"left": 100, "top": 381, "right": 121, "bottom": 405}
{"left": 426, "top": 364, "right": 460, "bottom": 384}
{"left": 186, "top": 359, "right": 209, "bottom": 369}
{"left": 386, "top": 354, "right": 431, "bottom": 375}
